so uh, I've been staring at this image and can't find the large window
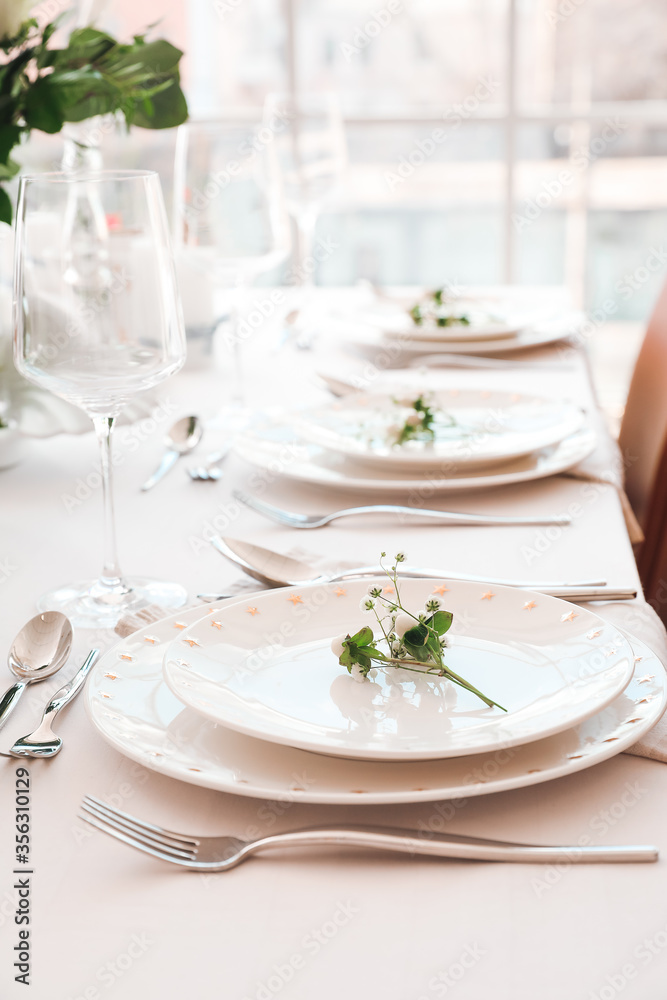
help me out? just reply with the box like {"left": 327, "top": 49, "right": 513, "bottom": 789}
{"left": 34, "top": 0, "right": 667, "bottom": 318}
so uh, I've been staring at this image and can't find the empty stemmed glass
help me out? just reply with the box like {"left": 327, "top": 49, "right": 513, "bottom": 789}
{"left": 264, "top": 91, "right": 346, "bottom": 291}
{"left": 14, "top": 170, "right": 187, "bottom": 628}
{"left": 173, "top": 120, "right": 291, "bottom": 417}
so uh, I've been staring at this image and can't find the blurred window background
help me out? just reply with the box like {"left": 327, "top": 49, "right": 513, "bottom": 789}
{"left": 22, "top": 0, "right": 667, "bottom": 420}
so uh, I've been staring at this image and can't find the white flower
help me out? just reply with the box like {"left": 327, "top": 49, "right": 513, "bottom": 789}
{"left": 350, "top": 664, "right": 367, "bottom": 683}
{"left": 395, "top": 613, "right": 415, "bottom": 637}
{"left": 0, "top": 0, "right": 32, "bottom": 40}
{"left": 424, "top": 598, "right": 441, "bottom": 613}
{"left": 369, "top": 668, "right": 378, "bottom": 679}
{"left": 359, "top": 597, "right": 375, "bottom": 613}
{"left": 368, "top": 586, "right": 383, "bottom": 598}
{"left": 330, "top": 634, "right": 348, "bottom": 659}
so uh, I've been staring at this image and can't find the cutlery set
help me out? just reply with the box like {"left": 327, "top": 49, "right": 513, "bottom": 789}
{"left": 0, "top": 612, "right": 98, "bottom": 759}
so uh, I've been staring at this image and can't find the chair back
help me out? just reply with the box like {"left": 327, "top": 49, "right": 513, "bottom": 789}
{"left": 639, "top": 432, "right": 667, "bottom": 622}
{"left": 619, "top": 278, "right": 667, "bottom": 527}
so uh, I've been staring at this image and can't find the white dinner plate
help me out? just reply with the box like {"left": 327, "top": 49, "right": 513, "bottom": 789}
{"left": 355, "top": 301, "right": 522, "bottom": 343}
{"left": 162, "top": 578, "right": 634, "bottom": 761}
{"left": 325, "top": 313, "right": 584, "bottom": 358}
{"left": 233, "top": 415, "right": 597, "bottom": 494}
{"left": 293, "top": 390, "right": 585, "bottom": 472}
{"left": 85, "top": 601, "right": 666, "bottom": 805}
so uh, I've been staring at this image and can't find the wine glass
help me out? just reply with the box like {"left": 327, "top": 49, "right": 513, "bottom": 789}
{"left": 14, "top": 170, "right": 187, "bottom": 628}
{"left": 173, "top": 120, "right": 291, "bottom": 415}
{"left": 264, "top": 91, "right": 346, "bottom": 290}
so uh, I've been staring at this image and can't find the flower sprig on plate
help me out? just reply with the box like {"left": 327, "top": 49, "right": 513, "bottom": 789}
{"left": 391, "top": 395, "right": 436, "bottom": 445}
{"left": 389, "top": 395, "right": 459, "bottom": 447}
{"left": 409, "top": 287, "right": 471, "bottom": 328}
{"left": 331, "top": 553, "right": 507, "bottom": 711}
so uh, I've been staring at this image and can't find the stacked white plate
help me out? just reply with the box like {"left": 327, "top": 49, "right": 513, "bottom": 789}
{"left": 321, "top": 291, "right": 584, "bottom": 359}
{"left": 86, "top": 578, "right": 667, "bottom": 804}
{"left": 233, "top": 385, "right": 596, "bottom": 495}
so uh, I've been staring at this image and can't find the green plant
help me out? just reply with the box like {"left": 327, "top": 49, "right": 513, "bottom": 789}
{"left": 0, "top": 16, "right": 188, "bottom": 223}
{"left": 331, "top": 552, "right": 506, "bottom": 710}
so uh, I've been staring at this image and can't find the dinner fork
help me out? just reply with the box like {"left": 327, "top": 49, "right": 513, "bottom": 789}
{"left": 79, "top": 796, "right": 657, "bottom": 869}
{"left": 233, "top": 491, "right": 572, "bottom": 529}
{"left": 408, "top": 354, "right": 576, "bottom": 371}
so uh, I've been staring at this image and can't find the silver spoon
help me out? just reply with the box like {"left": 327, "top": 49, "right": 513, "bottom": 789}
{"left": 0, "top": 612, "right": 73, "bottom": 733}
{"left": 141, "top": 416, "right": 203, "bottom": 492}
{"left": 200, "top": 535, "right": 636, "bottom": 603}
{"left": 10, "top": 649, "right": 100, "bottom": 758}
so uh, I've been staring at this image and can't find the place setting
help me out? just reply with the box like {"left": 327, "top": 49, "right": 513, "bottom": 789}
{"left": 80, "top": 552, "right": 664, "bottom": 861}
{"left": 2, "top": 4, "right": 667, "bottom": 995}
{"left": 232, "top": 377, "right": 597, "bottom": 495}
{"left": 318, "top": 284, "right": 586, "bottom": 362}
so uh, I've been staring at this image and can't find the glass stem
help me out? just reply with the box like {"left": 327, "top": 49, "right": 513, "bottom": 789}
{"left": 295, "top": 212, "right": 318, "bottom": 289}
{"left": 229, "top": 276, "right": 250, "bottom": 408}
{"left": 92, "top": 415, "right": 128, "bottom": 594}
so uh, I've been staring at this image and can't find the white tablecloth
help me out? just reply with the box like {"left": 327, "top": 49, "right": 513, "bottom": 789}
{"left": 1, "top": 295, "right": 666, "bottom": 1000}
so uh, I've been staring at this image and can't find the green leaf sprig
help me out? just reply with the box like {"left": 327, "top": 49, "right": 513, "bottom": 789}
{"left": 409, "top": 286, "right": 470, "bottom": 328}
{"left": 393, "top": 394, "right": 436, "bottom": 445}
{"left": 331, "top": 553, "right": 506, "bottom": 711}
{"left": 0, "top": 16, "right": 189, "bottom": 223}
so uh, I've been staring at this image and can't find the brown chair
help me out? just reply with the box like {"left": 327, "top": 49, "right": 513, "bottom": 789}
{"left": 619, "top": 278, "right": 667, "bottom": 621}
{"left": 639, "top": 432, "right": 667, "bottom": 613}
{"left": 619, "top": 278, "right": 667, "bottom": 529}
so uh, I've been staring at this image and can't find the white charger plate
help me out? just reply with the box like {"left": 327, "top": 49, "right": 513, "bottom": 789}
{"left": 162, "top": 578, "right": 634, "bottom": 761}
{"left": 233, "top": 415, "right": 596, "bottom": 494}
{"left": 293, "top": 390, "right": 585, "bottom": 472}
{"left": 85, "top": 601, "right": 666, "bottom": 805}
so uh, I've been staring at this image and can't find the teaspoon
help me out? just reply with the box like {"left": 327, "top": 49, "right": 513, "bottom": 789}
{"left": 141, "top": 415, "right": 203, "bottom": 492}
{"left": 0, "top": 612, "right": 73, "bottom": 732}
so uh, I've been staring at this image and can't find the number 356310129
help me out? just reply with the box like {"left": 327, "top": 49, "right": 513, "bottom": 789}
{"left": 15, "top": 767, "right": 30, "bottom": 862}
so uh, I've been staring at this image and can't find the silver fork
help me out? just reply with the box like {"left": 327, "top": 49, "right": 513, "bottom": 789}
{"left": 188, "top": 446, "right": 231, "bottom": 482}
{"left": 79, "top": 796, "right": 657, "bottom": 869}
{"left": 233, "top": 490, "right": 572, "bottom": 529}
{"left": 408, "top": 354, "right": 576, "bottom": 371}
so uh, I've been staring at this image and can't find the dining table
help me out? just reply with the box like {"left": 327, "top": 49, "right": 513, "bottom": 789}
{"left": 1, "top": 285, "right": 666, "bottom": 1000}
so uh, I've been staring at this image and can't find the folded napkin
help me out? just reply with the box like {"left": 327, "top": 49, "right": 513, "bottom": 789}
{"left": 562, "top": 406, "right": 644, "bottom": 544}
